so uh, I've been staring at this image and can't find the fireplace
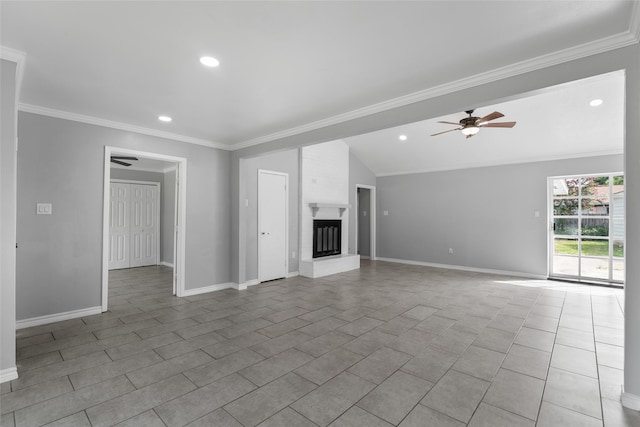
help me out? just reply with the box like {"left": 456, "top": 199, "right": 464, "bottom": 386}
{"left": 313, "top": 219, "right": 342, "bottom": 258}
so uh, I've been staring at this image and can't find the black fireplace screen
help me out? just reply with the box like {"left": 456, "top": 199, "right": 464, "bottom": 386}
{"left": 313, "top": 219, "right": 342, "bottom": 258}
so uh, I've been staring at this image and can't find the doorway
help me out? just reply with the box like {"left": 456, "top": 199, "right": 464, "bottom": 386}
{"left": 102, "top": 147, "right": 187, "bottom": 311}
{"left": 355, "top": 184, "right": 376, "bottom": 260}
{"left": 549, "top": 173, "right": 625, "bottom": 285}
{"left": 258, "top": 169, "right": 288, "bottom": 282}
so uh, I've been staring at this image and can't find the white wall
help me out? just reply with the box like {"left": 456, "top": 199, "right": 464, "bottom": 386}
{"left": 16, "top": 112, "right": 231, "bottom": 320}
{"left": 300, "top": 140, "right": 350, "bottom": 260}
{"left": 1, "top": 59, "right": 18, "bottom": 380}
{"left": 376, "top": 154, "right": 623, "bottom": 276}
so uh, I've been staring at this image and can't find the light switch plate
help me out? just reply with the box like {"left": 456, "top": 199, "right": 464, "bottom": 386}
{"left": 36, "top": 203, "right": 52, "bottom": 215}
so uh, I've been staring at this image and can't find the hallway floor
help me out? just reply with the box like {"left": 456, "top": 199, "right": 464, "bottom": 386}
{"left": 2, "top": 261, "right": 639, "bottom": 426}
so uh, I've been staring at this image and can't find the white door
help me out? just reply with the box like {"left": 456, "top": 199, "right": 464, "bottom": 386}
{"left": 130, "top": 184, "right": 158, "bottom": 268}
{"left": 108, "top": 182, "right": 159, "bottom": 270}
{"left": 109, "top": 183, "right": 130, "bottom": 270}
{"left": 259, "top": 170, "right": 288, "bottom": 282}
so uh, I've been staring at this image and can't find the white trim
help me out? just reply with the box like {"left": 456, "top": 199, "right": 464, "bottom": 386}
{"left": 355, "top": 184, "right": 376, "bottom": 260}
{"left": 287, "top": 271, "right": 299, "bottom": 278}
{"left": 621, "top": 391, "right": 640, "bottom": 411}
{"left": 182, "top": 282, "right": 236, "bottom": 297}
{"left": 231, "top": 31, "right": 638, "bottom": 150}
{"left": 19, "top": 103, "right": 231, "bottom": 151}
{"left": 16, "top": 306, "right": 102, "bottom": 329}
{"left": 102, "top": 147, "right": 187, "bottom": 311}
{"left": 160, "top": 261, "right": 174, "bottom": 268}
{"left": 376, "top": 257, "right": 547, "bottom": 280}
{"left": 375, "top": 149, "right": 624, "bottom": 177}
{"left": 0, "top": 46, "right": 26, "bottom": 102}
{"left": 258, "top": 169, "right": 289, "bottom": 282}
{"left": 0, "top": 367, "right": 18, "bottom": 384}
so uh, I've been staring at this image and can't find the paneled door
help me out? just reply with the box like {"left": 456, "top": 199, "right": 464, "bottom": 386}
{"left": 108, "top": 181, "right": 159, "bottom": 270}
{"left": 109, "top": 183, "right": 130, "bottom": 270}
{"left": 258, "top": 170, "right": 288, "bottom": 282}
{"left": 130, "top": 184, "right": 158, "bottom": 268}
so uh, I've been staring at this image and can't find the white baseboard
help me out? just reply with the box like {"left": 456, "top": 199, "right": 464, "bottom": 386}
{"left": 622, "top": 390, "right": 640, "bottom": 410}
{"left": 0, "top": 367, "right": 18, "bottom": 383}
{"left": 182, "top": 282, "right": 235, "bottom": 297}
{"left": 16, "top": 306, "right": 103, "bottom": 330}
{"left": 287, "top": 271, "right": 299, "bottom": 278}
{"left": 375, "top": 257, "right": 547, "bottom": 280}
{"left": 160, "top": 261, "right": 174, "bottom": 268}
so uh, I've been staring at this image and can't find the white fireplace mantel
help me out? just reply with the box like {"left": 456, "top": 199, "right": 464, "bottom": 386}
{"left": 309, "top": 202, "right": 350, "bottom": 217}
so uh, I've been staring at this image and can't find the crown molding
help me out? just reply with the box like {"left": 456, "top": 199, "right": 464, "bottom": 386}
{"left": 0, "top": 46, "right": 26, "bottom": 103}
{"left": 374, "top": 149, "right": 624, "bottom": 177}
{"left": 232, "top": 30, "right": 639, "bottom": 151}
{"left": 18, "top": 103, "right": 234, "bottom": 151}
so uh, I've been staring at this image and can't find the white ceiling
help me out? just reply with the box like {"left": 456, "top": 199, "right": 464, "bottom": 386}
{"left": 345, "top": 70, "right": 625, "bottom": 176}
{"left": 1, "top": 1, "right": 638, "bottom": 169}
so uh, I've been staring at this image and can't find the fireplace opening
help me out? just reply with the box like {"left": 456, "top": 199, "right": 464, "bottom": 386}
{"left": 313, "top": 219, "right": 342, "bottom": 258}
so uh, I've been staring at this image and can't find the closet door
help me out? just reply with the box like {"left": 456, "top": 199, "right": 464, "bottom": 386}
{"left": 108, "top": 183, "right": 130, "bottom": 270}
{"left": 130, "top": 184, "right": 158, "bottom": 268}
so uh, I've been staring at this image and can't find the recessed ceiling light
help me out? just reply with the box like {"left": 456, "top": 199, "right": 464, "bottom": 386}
{"left": 158, "top": 115, "right": 172, "bottom": 122}
{"left": 589, "top": 99, "right": 603, "bottom": 107}
{"left": 399, "top": 135, "right": 407, "bottom": 141}
{"left": 200, "top": 56, "right": 220, "bottom": 67}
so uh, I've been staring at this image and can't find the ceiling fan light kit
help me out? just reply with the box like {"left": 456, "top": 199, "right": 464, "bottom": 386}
{"left": 432, "top": 109, "right": 516, "bottom": 138}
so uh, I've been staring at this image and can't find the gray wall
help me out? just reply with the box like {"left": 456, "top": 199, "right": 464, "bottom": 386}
{"left": 348, "top": 152, "right": 376, "bottom": 254}
{"left": 357, "top": 188, "right": 371, "bottom": 257}
{"left": 1, "top": 59, "right": 18, "bottom": 375}
{"left": 377, "top": 154, "right": 623, "bottom": 276}
{"left": 110, "top": 168, "right": 175, "bottom": 264}
{"left": 16, "top": 112, "right": 231, "bottom": 320}
{"left": 240, "top": 149, "right": 299, "bottom": 282}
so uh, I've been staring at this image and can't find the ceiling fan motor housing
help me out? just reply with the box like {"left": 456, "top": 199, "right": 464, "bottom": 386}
{"left": 460, "top": 116, "right": 480, "bottom": 127}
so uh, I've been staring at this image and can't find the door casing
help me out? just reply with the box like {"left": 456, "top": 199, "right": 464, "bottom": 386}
{"left": 102, "top": 146, "right": 187, "bottom": 311}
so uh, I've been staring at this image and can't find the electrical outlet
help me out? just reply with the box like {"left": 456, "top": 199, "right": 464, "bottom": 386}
{"left": 383, "top": 210, "right": 389, "bottom": 216}
{"left": 448, "top": 248, "right": 454, "bottom": 254}
{"left": 292, "top": 251, "right": 296, "bottom": 259}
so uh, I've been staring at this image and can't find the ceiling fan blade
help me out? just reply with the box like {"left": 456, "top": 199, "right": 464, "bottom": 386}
{"left": 431, "top": 128, "right": 462, "bottom": 136}
{"left": 481, "top": 121, "right": 516, "bottom": 128}
{"left": 110, "top": 156, "right": 138, "bottom": 161}
{"left": 477, "top": 111, "right": 504, "bottom": 124}
{"left": 437, "top": 121, "right": 461, "bottom": 126}
{"left": 111, "top": 159, "right": 132, "bottom": 167}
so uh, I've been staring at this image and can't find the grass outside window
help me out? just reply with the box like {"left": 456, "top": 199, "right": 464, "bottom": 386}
{"left": 554, "top": 239, "right": 624, "bottom": 258}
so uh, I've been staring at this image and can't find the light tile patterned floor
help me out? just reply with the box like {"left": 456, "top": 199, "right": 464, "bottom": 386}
{"left": 2, "top": 261, "right": 640, "bottom": 426}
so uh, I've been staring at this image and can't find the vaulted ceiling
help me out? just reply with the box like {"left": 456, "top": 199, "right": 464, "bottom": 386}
{"left": 1, "top": 1, "right": 638, "bottom": 173}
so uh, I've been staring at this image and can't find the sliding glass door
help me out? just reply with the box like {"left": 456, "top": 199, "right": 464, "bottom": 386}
{"left": 549, "top": 174, "right": 624, "bottom": 285}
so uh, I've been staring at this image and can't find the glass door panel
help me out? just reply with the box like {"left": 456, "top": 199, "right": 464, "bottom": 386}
{"left": 549, "top": 174, "right": 624, "bottom": 286}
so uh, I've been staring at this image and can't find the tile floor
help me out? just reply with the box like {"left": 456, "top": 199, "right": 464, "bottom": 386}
{"left": 2, "top": 261, "right": 640, "bottom": 426}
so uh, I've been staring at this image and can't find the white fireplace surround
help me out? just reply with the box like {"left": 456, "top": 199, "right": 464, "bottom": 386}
{"left": 299, "top": 140, "right": 360, "bottom": 278}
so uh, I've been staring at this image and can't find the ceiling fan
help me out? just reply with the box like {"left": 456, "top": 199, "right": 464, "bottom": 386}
{"left": 431, "top": 110, "right": 516, "bottom": 139}
{"left": 110, "top": 156, "right": 138, "bottom": 167}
